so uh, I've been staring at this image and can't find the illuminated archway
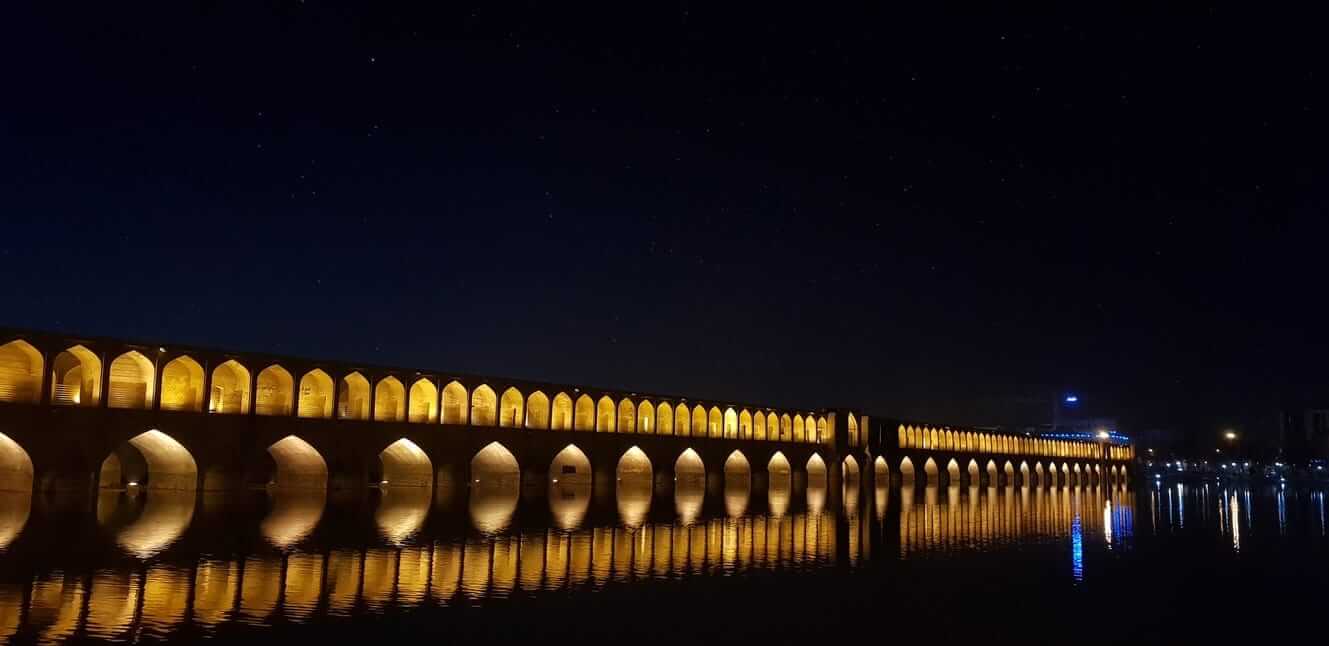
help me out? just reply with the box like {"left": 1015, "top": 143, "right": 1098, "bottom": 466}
{"left": 160, "top": 355, "right": 204, "bottom": 412}
{"left": 1035, "top": 462, "right": 1045, "bottom": 486}
{"left": 596, "top": 396, "right": 616, "bottom": 432}
{"left": 899, "top": 456, "right": 916, "bottom": 485}
{"left": 108, "top": 350, "right": 155, "bottom": 409}
{"left": 636, "top": 400, "right": 655, "bottom": 434}
{"left": 674, "top": 449, "right": 706, "bottom": 524}
{"left": 0, "top": 432, "right": 34, "bottom": 493}
{"left": 99, "top": 429, "right": 199, "bottom": 491}
{"left": 843, "top": 455, "right": 860, "bottom": 487}
{"left": 816, "top": 417, "right": 828, "bottom": 444}
{"left": 441, "top": 381, "right": 467, "bottom": 424}
{"left": 724, "top": 451, "right": 751, "bottom": 516}
{"left": 408, "top": 378, "right": 438, "bottom": 423}
{"left": 793, "top": 415, "right": 805, "bottom": 443}
{"left": 574, "top": 394, "right": 595, "bottom": 430}
{"left": 780, "top": 414, "right": 792, "bottom": 441}
{"left": 874, "top": 456, "right": 889, "bottom": 483}
{"left": 923, "top": 457, "right": 939, "bottom": 485}
{"left": 1047, "top": 462, "right": 1059, "bottom": 486}
{"left": 209, "top": 360, "right": 250, "bottom": 414}
{"left": 985, "top": 460, "right": 999, "bottom": 485}
{"left": 498, "top": 387, "right": 523, "bottom": 428}
{"left": 49, "top": 344, "right": 101, "bottom": 406}
{"left": 847, "top": 414, "right": 859, "bottom": 447}
{"left": 673, "top": 403, "right": 690, "bottom": 436}
{"left": 947, "top": 458, "right": 961, "bottom": 485}
{"left": 297, "top": 369, "right": 334, "bottom": 418}
{"left": 1003, "top": 461, "right": 1015, "bottom": 485}
{"left": 675, "top": 448, "right": 706, "bottom": 487}
{"left": 691, "top": 405, "right": 707, "bottom": 437}
{"left": 616, "top": 398, "right": 635, "bottom": 434}
{"left": 378, "top": 438, "right": 433, "bottom": 488}
{"left": 256, "top": 365, "right": 293, "bottom": 416}
{"left": 549, "top": 444, "right": 591, "bottom": 486}
{"left": 525, "top": 390, "right": 550, "bottom": 429}
{"left": 469, "top": 442, "right": 519, "bottom": 534}
{"left": 768, "top": 452, "right": 792, "bottom": 516}
{"left": 723, "top": 408, "right": 738, "bottom": 439}
{"left": 1019, "top": 461, "right": 1031, "bottom": 486}
{"left": 739, "top": 409, "right": 752, "bottom": 439}
{"left": 549, "top": 444, "right": 591, "bottom": 530}
{"left": 0, "top": 340, "right": 42, "bottom": 404}
{"left": 967, "top": 459, "right": 980, "bottom": 485}
{"left": 616, "top": 447, "right": 653, "bottom": 527}
{"left": 806, "top": 453, "right": 828, "bottom": 489}
{"left": 708, "top": 407, "right": 723, "bottom": 439}
{"left": 373, "top": 376, "right": 406, "bottom": 422}
{"left": 470, "top": 384, "right": 497, "bottom": 426}
{"left": 754, "top": 411, "right": 767, "bottom": 441}
{"left": 338, "top": 372, "right": 370, "bottom": 420}
{"left": 267, "top": 435, "right": 328, "bottom": 489}
{"left": 656, "top": 401, "right": 673, "bottom": 435}
{"left": 551, "top": 392, "right": 573, "bottom": 430}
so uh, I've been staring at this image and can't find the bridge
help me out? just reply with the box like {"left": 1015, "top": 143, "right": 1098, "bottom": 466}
{"left": 0, "top": 329, "right": 1133, "bottom": 503}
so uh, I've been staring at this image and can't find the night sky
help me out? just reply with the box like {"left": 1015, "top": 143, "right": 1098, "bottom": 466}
{"left": 3, "top": 3, "right": 1327, "bottom": 444}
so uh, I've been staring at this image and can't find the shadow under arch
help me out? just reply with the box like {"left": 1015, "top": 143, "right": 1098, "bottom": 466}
{"left": 262, "top": 487, "right": 327, "bottom": 549}
{"left": 0, "top": 432, "right": 34, "bottom": 493}
{"left": 470, "top": 441, "right": 519, "bottom": 534}
{"left": 674, "top": 449, "right": 705, "bottom": 525}
{"left": 616, "top": 446, "right": 653, "bottom": 528}
{"left": 266, "top": 436, "right": 329, "bottom": 490}
{"left": 767, "top": 451, "right": 792, "bottom": 517}
{"left": 378, "top": 438, "right": 433, "bottom": 488}
{"left": 548, "top": 444, "right": 592, "bottom": 529}
{"left": 99, "top": 429, "right": 199, "bottom": 492}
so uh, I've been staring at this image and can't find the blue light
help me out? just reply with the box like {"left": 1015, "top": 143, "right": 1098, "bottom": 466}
{"left": 1064, "top": 395, "right": 1079, "bottom": 404}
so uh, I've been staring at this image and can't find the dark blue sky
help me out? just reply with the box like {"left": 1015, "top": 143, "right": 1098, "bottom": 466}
{"left": 3, "top": 2, "right": 1327, "bottom": 440}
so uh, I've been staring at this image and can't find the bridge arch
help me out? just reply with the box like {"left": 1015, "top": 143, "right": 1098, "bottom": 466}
{"left": 574, "top": 394, "right": 594, "bottom": 430}
{"left": 946, "top": 458, "right": 961, "bottom": 485}
{"left": 594, "top": 396, "right": 616, "bottom": 432}
{"left": 1020, "top": 461, "right": 1031, "bottom": 486}
{"left": 780, "top": 414, "right": 792, "bottom": 441}
{"left": 874, "top": 456, "right": 889, "bottom": 484}
{"left": 49, "top": 344, "right": 101, "bottom": 406}
{"left": 160, "top": 355, "right": 205, "bottom": 412}
{"left": 739, "top": 410, "right": 752, "bottom": 439}
{"left": 1046, "top": 462, "right": 1058, "bottom": 486}
{"left": 985, "top": 460, "right": 999, "bottom": 486}
{"left": 967, "top": 459, "right": 980, "bottom": 485}
{"left": 298, "top": 369, "right": 334, "bottom": 418}
{"left": 617, "top": 446, "right": 653, "bottom": 527}
{"left": 498, "top": 387, "right": 523, "bottom": 428}
{"left": 674, "top": 448, "right": 706, "bottom": 524}
{"left": 0, "top": 340, "right": 42, "bottom": 404}
{"left": 793, "top": 415, "right": 805, "bottom": 442}
{"left": 469, "top": 442, "right": 519, "bottom": 534}
{"left": 656, "top": 401, "right": 674, "bottom": 435}
{"left": 723, "top": 408, "right": 738, "bottom": 439}
{"left": 267, "top": 435, "right": 328, "bottom": 489}
{"left": 708, "top": 407, "right": 723, "bottom": 439}
{"left": 806, "top": 453, "right": 828, "bottom": 489}
{"left": 0, "top": 432, "right": 34, "bottom": 493}
{"left": 899, "top": 456, "right": 916, "bottom": 485}
{"left": 374, "top": 376, "right": 406, "bottom": 422}
{"left": 525, "top": 390, "right": 550, "bottom": 429}
{"left": 636, "top": 400, "right": 655, "bottom": 434}
{"left": 1034, "top": 462, "right": 1045, "bottom": 487}
{"left": 441, "top": 381, "right": 467, "bottom": 424}
{"left": 725, "top": 450, "right": 752, "bottom": 489}
{"left": 673, "top": 403, "right": 690, "bottom": 436}
{"left": 691, "top": 405, "right": 707, "bottom": 437}
{"left": 378, "top": 438, "right": 432, "bottom": 488}
{"left": 768, "top": 452, "right": 792, "bottom": 516}
{"left": 99, "top": 429, "right": 199, "bottom": 491}
{"left": 471, "top": 384, "right": 497, "bottom": 427}
{"left": 256, "top": 364, "right": 293, "bottom": 416}
{"left": 843, "top": 454, "right": 860, "bottom": 484}
{"left": 551, "top": 392, "right": 573, "bottom": 430}
{"left": 617, "top": 398, "right": 636, "bottom": 433}
{"left": 337, "top": 372, "right": 371, "bottom": 420}
{"left": 408, "top": 378, "right": 438, "bottom": 423}
{"left": 675, "top": 448, "right": 705, "bottom": 487}
{"left": 923, "top": 457, "right": 939, "bottom": 485}
{"left": 108, "top": 350, "right": 155, "bottom": 409}
{"left": 209, "top": 360, "right": 250, "bottom": 414}
{"left": 754, "top": 411, "right": 767, "bottom": 440}
{"left": 549, "top": 444, "right": 591, "bottom": 486}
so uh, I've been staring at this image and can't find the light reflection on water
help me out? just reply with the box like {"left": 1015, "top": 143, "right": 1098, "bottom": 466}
{"left": 5, "top": 477, "right": 1329, "bottom": 642}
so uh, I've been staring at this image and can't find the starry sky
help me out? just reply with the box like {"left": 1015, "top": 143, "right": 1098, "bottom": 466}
{"left": 3, "top": 3, "right": 1327, "bottom": 447}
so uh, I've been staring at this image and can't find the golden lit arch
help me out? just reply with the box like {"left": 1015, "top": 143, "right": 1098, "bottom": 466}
{"left": 525, "top": 390, "right": 550, "bottom": 429}
{"left": 753, "top": 411, "right": 766, "bottom": 441}
{"left": 549, "top": 444, "right": 591, "bottom": 485}
{"left": 617, "top": 398, "right": 636, "bottom": 434}
{"left": 923, "top": 457, "right": 939, "bottom": 484}
{"left": 337, "top": 372, "right": 370, "bottom": 420}
{"left": 806, "top": 453, "right": 828, "bottom": 489}
{"left": 946, "top": 458, "right": 961, "bottom": 483}
{"left": 874, "top": 455, "right": 889, "bottom": 483}
{"left": 724, "top": 450, "right": 752, "bottom": 490}
{"left": 780, "top": 414, "right": 792, "bottom": 441}
{"left": 470, "top": 442, "right": 520, "bottom": 488}
{"left": 373, "top": 376, "right": 406, "bottom": 422}
{"left": 108, "top": 350, "right": 155, "bottom": 409}
{"left": 441, "top": 381, "right": 467, "bottom": 424}
{"left": 408, "top": 378, "right": 438, "bottom": 423}
{"left": 816, "top": 417, "right": 828, "bottom": 444}
{"left": 967, "top": 459, "right": 980, "bottom": 482}
{"left": 690, "top": 405, "right": 707, "bottom": 437}
{"left": 49, "top": 344, "right": 101, "bottom": 407}
{"left": 498, "top": 387, "right": 523, "bottom": 428}
{"left": 267, "top": 435, "right": 328, "bottom": 489}
{"left": 379, "top": 438, "right": 433, "bottom": 488}
{"left": 596, "top": 396, "right": 616, "bottom": 432}
{"left": 656, "top": 400, "right": 673, "bottom": 435}
{"left": 707, "top": 406, "right": 722, "bottom": 439}
{"left": 257, "top": 365, "right": 294, "bottom": 416}
{"left": 573, "top": 394, "right": 594, "bottom": 431}
{"left": 470, "top": 384, "right": 497, "bottom": 426}
{"left": 674, "top": 403, "right": 691, "bottom": 436}
{"left": 897, "top": 424, "right": 908, "bottom": 448}
{"left": 723, "top": 408, "right": 738, "bottom": 439}
{"left": 0, "top": 431, "right": 33, "bottom": 494}
{"left": 209, "top": 360, "right": 250, "bottom": 414}
{"left": 0, "top": 340, "right": 42, "bottom": 405}
{"left": 100, "top": 429, "right": 199, "bottom": 492}
{"left": 899, "top": 456, "right": 915, "bottom": 483}
{"left": 551, "top": 392, "right": 573, "bottom": 430}
{"left": 843, "top": 454, "right": 860, "bottom": 482}
{"left": 792, "top": 415, "right": 805, "bottom": 443}
{"left": 636, "top": 400, "right": 654, "bottom": 434}
{"left": 160, "top": 355, "right": 204, "bottom": 412}
{"left": 739, "top": 409, "right": 752, "bottom": 439}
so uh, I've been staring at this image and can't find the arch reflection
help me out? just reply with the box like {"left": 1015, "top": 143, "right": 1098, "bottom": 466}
{"left": 261, "top": 487, "right": 327, "bottom": 549}
{"left": 99, "top": 489, "right": 196, "bottom": 559}
{"left": 374, "top": 486, "right": 432, "bottom": 545}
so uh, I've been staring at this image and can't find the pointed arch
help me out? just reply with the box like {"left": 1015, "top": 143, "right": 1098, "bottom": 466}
{"left": 100, "top": 429, "right": 198, "bottom": 491}
{"left": 691, "top": 405, "right": 707, "bottom": 437}
{"left": 209, "top": 360, "right": 250, "bottom": 414}
{"left": 470, "top": 384, "right": 497, "bottom": 427}
{"left": 441, "top": 381, "right": 468, "bottom": 424}
{"left": 780, "top": 414, "right": 793, "bottom": 441}
{"left": 946, "top": 458, "right": 961, "bottom": 483}
{"left": 267, "top": 435, "right": 328, "bottom": 489}
{"left": 739, "top": 409, "right": 752, "bottom": 440}
{"left": 968, "top": 459, "right": 980, "bottom": 483}
{"left": 724, "top": 451, "right": 752, "bottom": 494}
{"left": 899, "top": 456, "right": 916, "bottom": 484}
{"left": 549, "top": 444, "right": 591, "bottom": 486}
{"left": 108, "top": 350, "right": 155, "bottom": 409}
{"left": 1019, "top": 461, "right": 1030, "bottom": 485}
{"left": 753, "top": 411, "right": 767, "bottom": 441}
{"left": 617, "top": 446, "right": 653, "bottom": 484}
{"left": 923, "top": 457, "right": 939, "bottom": 485}
{"left": 636, "top": 400, "right": 655, "bottom": 434}
{"left": 874, "top": 456, "right": 889, "bottom": 483}
{"left": 674, "top": 448, "right": 706, "bottom": 486}
{"left": 49, "top": 344, "right": 101, "bottom": 406}
{"left": 0, "top": 340, "right": 42, "bottom": 404}
{"left": 708, "top": 406, "right": 723, "bottom": 439}
{"left": 816, "top": 417, "right": 828, "bottom": 444}
{"left": 256, "top": 365, "right": 294, "bottom": 416}
{"left": 297, "top": 369, "right": 334, "bottom": 418}
{"left": 373, "top": 376, "right": 406, "bottom": 422}
{"left": 408, "top": 378, "right": 439, "bottom": 424}
{"left": 160, "top": 355, "right": 204, "bottom": 412}
{"left": 551, "top": 392, "right": 573, "bottom": 430}
{"left": 616, "top": 446, "right": 653, "bottom": 527}
{"left": 0, "top": 432, "right": 34, "bottom": 493}
{"left": 573, "top": 394, "right": 595, "bottom": 431}
{"left": 806, "top": 453, "right": 828, "bottom": 489}
{"left": 469, "top": 442, "right": 520, "bottom": 534}
{"left": 723, "top": 408, "right": 738, "bottom": 439}
{"left": 768, "top": 451, "right": 792, "bottom": 486}
{"left": 898, "top": 424, "right": 908, "bottom": 448}
{"left": 471, "top": 442, "right": 520, "bottom": 485}
{"left": 656, "top": 400, "right": 673, "bottom": 435}
{"left": 498, "top": 387, "right": 523, "bottom": 428}
{"left": 842, "top": 454, "right": 860, "bottom": 483}
{"left": 595, "top": 396, "right": 616, "bottom": 432}
{"left": 525, "top": 390, "right": 550, "bottom": 429}
{"left": 672, "top": 402, "right": 689, "bottom": 436}
{"left": 337, "top": 372, "right": 371, "bottom": 420}
{"left": 379, "top": 438, "right": 433, "bottom": 488}
{"left": 617, "top": 398, "right": 636, "bottom": 434}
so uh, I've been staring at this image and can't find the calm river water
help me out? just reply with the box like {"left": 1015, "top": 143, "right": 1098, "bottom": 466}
{"left": 1, "top": 479, "right": 1327, "bottom": 643}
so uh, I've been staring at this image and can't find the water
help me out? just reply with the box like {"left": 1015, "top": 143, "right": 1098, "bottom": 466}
{"left": 1, "top": 479, "right": 1327, "bottom": 643}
